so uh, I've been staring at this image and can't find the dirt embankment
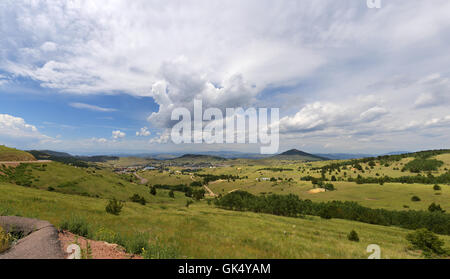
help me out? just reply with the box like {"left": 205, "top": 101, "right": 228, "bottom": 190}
{"left": 59, "top": 231, "right": 142, "bottom": 259}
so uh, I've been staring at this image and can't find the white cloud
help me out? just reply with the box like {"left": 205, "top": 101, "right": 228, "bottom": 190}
{"left": 136, "top": 127, "right": 151, "bottom": 137}
{"left": 149, "top": 130, "right": 171, "bottom": 144}
{"left": 40, "top": 41, "right": 57, "bottom": 52}
{"left": 1, "top": 1, "right": 450, "bottom": 153}
{"left": 112, "top": 130, "right": 125, "bottom": 139}
{"left": 69, "top": 102, "right": 117, "bottom": 112}
{"left": 0, "top": 114, "right": 54, "bottom": 147}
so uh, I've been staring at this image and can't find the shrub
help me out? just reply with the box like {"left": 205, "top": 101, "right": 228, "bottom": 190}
{"left": 411, "top": 196, "right": 421, "bottom": 202}
{"left": 47, "top": 186, "right": 55, "bottom": 191}
{"left": 319, "top": 208, "right": 332, "bottom": 219}
{"left": 59, "top": 215, "right": 91, "bottom": 237}
{"left": 324, "top": 183, "right": 335, "bottom": 191}
{"left": 186, "top": 200, "right": 194, "bottom": 208}
{"left": 105, "top": 198, "right": 123, "bottom": 215}
{"left": 347, "top": 230, "right": 359, "bottom": 242}
{"left": 169, "top": 190, "right": 175, "bottom": 198}
{"left": 192, "top": 189, "right": 206, "bottom": 200}
{"left": 130, "top": 194, "right": 146, "bottom": 205}
{"left": 0, "top": 226, "right": 11, "bottom": 253}
{"left": 190, "top": 181, "right": 202, "bottom": 187}
{"left": 433, "top": 184, "right": 442, "bottom": 191}
{"left": 428, "top": 203, "right": 445, "bottom": 213}
{"left": 406, "top": 228, "right": 447, "bottom": 257}
{"left": 150, "top": 186, "right": 157, "bottom": 196}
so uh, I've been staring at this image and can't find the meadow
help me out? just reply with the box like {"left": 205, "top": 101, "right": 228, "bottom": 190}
{"left": 1, "top": 148, "right": 450, "bottom": 258}
{"left": 1, "top": 182, "right": 447, "bottom": 259}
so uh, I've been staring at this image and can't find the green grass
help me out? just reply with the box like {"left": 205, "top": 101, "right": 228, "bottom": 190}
{"left": 0, "top": 145, "right": 36, "bottom": 161}
{"left": 3, "top": 162, "right": 156, "bottom": 201}
{"left": 2, "top": 182, "right": 449, "bottom": 258}
{"left": 140, "top": 162, "right": 450, "bottom": 211}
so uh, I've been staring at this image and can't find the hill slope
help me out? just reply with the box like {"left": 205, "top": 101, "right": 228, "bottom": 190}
{"left": 2, "top": 182, "right": 446, "bottom": 258}
{"left": 0, "top": 145, "right": 36, "bottom": 161}
{"left": 271, "top": 149, "right": 326, "bottom": 161}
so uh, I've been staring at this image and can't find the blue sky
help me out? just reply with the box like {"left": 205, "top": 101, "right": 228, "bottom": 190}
{"left": 0, "top": 0, "right": 449, "bottom": 155}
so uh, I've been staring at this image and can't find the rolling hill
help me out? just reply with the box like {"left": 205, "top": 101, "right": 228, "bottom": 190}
{"left": 0, "top": 145, "right": 36, "bottom": 161}
{"left": 271, "top": 149, "right": 327, "bottom": 161}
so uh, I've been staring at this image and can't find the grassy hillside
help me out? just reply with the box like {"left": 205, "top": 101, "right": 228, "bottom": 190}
{"left": 0, "top": 162, "right": 154, "bottom": 200}
{"left": 139, "top": 154, "right": 450, "bottom": 211}
{"left": 0, "top": 145, "right": 36, "bottom": 161}
{"left": 2, "top": 149, "right": 450, "bottom": 259}
{"left": 2, "top": 182, "right": 448, "bottom": 258}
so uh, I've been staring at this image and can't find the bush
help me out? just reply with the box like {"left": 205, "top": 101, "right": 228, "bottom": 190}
{"left": 59, "top": 215, "right": 91, "bottom": 237}
{"left": 105, "top": 198, "right": 123, "bottom": 215}
{"left": 324, "top": 183, "right": 335, "bottom": 191}
{"left": 150, "top": 186, "right": 157, "bottom": 196}
{"left": 319, "top": 208, "right": 332, "bottom": 219}
{"left": 0, "top": 226, "right": 11, "bottom": 253}
{"left": 130, "top": 194, "right": 146, "bottom": 205}
{"left": 347, "top": 230, "right": 359, "bottom": 242}
{"left": 428, "top": 203, "right": 445, "bottom": 213}
{"left": 192, "top": 189, "right": 206, "bottom": 200}
{"left": 186, "top": 200, "right": 194, "bottom": 208}
{"left": 406, "top": 228, "right": 447, "bottom": 257}
{"left": 433, "top": 184, "right": 442, "bottom": 191}
{"left": 190, "top": 181, "right": 202, "bottom": 187}
{"left": 169, "top": 190, "right": 175, "bottom": 198}
{"left": 411, "top": 196, "right": 421, "bottom": 202}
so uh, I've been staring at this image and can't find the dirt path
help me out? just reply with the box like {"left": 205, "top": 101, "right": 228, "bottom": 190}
{"left": 134, "top": 172, "right": 148, "bottom": 184}
{"left": 203, "top": 185, "right": 217, "bottom": 197}
{"left": 59, "top": 231, "right": 142, "bottom": 259}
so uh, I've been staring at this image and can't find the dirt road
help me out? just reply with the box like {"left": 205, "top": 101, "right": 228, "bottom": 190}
{"left": 203, "top": 185, "right": 217, "bottom": 197}
{"left": 133, "top": 172, "right": 148, "bottom": 184}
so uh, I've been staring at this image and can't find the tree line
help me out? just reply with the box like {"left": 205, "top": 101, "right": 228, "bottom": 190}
{"left": 214, "top": 191, "right": 450, "bottom": 235}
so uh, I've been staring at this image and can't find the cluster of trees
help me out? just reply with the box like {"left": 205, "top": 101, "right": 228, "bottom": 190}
{"left": 196, "top": 174, "right": 241, "bottom": 184}
{"left": 402, "top": 158, "right": 444, "bottom": 173}
{"left": 152, "top": 184, "right": 205, "bottom": 200}
{"left": 257, "top": 168, "right": 294, "bottom": 172}
{"left": 349, "top": 172, "right": 450, "bottom": 184}
{"left": 214, "top": 191, "right": 450, "bottom": 235}
{"left": 314, "top": 149, "right": 450, "bottom": 174}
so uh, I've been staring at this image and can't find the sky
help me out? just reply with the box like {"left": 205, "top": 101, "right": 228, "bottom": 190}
{"left": 0, "top": 0, "right": 449, "bottom": 155}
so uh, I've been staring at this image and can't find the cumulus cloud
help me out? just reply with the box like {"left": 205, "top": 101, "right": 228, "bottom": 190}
{"left": 136, "top": 127, "right": 151, "bottom": 137}
{"left": 1, "top": 1, "right": 450, "bottom": 153}
{"left": 90, "top": 137, "right": 108, "bottom": 144}
{"left": 149, "top": 130, "right": 171, "bottom": 144}
{"left": 112, "top": 130, "right": 125, "bottom": 139}
{"left": 278, "top": 100, "right": 389, "bottom": 135}
{"left": 0, "top": 114, "right": 54, "bottom": 147}
{"left": 40, "top": 41, "right": 57, "bottom": 52}
{"left": 69, "top": 102, "right": 116, "bottom": 112}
